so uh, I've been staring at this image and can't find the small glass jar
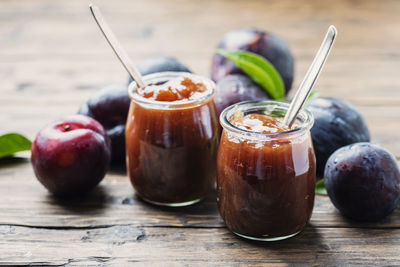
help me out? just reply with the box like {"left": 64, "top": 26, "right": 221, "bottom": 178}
{"left": 217, "top": 100, "right": 316, "bottom": 241}
{"left": 126, "top": 72, "right": 219, "bottom": 207}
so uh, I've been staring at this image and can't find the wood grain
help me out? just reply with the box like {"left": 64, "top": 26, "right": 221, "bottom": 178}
{"left": 2, "top": 225, "right": 400, "bottom": 266}
{"left": 0, "top": 162, "right": 399, "bottom": 230}
{"left": 1, "top": 0, "right": 400, "bottom": 265}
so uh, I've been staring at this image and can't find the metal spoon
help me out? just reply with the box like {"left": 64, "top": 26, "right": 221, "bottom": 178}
{"left": 89, "top": 4, "right": 146, "bottom": 88}
{"left": 283, "top": 25, "right": 337, "bottom": 127}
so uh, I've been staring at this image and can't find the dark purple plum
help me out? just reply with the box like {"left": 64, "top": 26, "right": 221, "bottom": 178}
{"left": 78, "top": 84, "right": 130, "bottom": 162}
{"left": 128, "top": 56, "right": 191, "bottom": 84}
{"left": 214, "top": 74, "right": 269, "bottom": 118}
{"left": 324, "top": 143, "right": 400, "bottom": 222}
{"left": 211, "top": 28, "right": 294, "bottom": 94}
{"left": 309, "top": 97, "right": 370, "bottom": 177}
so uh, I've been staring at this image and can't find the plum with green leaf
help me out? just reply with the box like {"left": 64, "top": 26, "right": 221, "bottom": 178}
{"left": 213, "top": 50, "right": 285, "bottom": 118}
{"left": 211, "top": 28, "right": 294, "bottom": 94}
{"left": 214, "top": 74, "right": 269, "bottom": 118}
{"left": 217, "top": 50, "right": 284, "bottom": 101}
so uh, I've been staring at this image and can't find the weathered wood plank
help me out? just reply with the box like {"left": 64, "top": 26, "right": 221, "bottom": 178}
{"left": 0, "top": 161, "right": 399, "bottom": 229}
{"left": 1, "top": 225, "right": 400, "bottom": 266}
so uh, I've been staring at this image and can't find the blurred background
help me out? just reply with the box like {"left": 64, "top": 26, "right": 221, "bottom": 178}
{"left": 1, "top": 0, "right": 399, "bottom": 152}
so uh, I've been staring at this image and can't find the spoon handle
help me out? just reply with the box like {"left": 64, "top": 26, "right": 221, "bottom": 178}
{"left": 283, "top": 25, "right": 337, "bottom": 127}
{"left": 89, "top": 4, "right": 146, "bottom": 88}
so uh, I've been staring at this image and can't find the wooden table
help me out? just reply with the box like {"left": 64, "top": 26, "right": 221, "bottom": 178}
{"left": 1, "top": 0, "right": 400, "bottom": 265}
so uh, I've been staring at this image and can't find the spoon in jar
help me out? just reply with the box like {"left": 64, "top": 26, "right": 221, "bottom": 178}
{"left": 89, "top": 4, "right": 146, "bottom": 88}
{"left": 282, "top": 25, "right": 337, "bottom": 128}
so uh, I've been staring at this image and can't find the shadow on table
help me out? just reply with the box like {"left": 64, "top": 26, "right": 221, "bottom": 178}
{"left": 46, "top": 185, "right": 108, "bottom": 215}
{"left": 0, "top": 156, "right": 29, "bottom": 168}
{"left": 233, "top": 223, "right": 323, "bottom": 246}
{"left": 133, "top": 190, "right": 220, "bottom": 217}
{"left": 330, "top": 207, "right": 400, "bottom": 229}
{"left": 232, "top": 224, "right": 336, "bottom": 265}
{"left": 108, "top": 161, "right": 127, "bottom": 175}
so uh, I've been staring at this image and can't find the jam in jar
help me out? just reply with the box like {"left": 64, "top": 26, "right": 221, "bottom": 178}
{"left": 126, "top": 72, "right": 219, "bottom": 206}
{"left": 217, "top": 100, "right": 316, "bottom": 241}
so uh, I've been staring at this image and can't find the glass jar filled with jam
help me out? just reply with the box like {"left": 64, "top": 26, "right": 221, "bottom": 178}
{"left": 126, "top": 72, "right": 219, "bottom": 207}
{"left": 217, "top": 100, "right": 316, "bottom": 241}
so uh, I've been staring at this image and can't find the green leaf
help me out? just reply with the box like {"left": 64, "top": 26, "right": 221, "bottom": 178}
{"left": 315, "top": 179, "right": 327, "bottom": 195}
{"left": 0, "top": 133, "right": 32, "bottom": 159}
{"left": 217, "top": 49, "right": 285, "bottom": 100}
{"left": 266, "top": 109, "right": 287, "bottom": 118}
{"left": 304, "top": 90, "right": 320, "bottom": 107}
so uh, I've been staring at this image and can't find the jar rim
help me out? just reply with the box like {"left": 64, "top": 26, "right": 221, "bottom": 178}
{"left": 220, "top": 100, "right": 314, "bottom": 138}
{"left": 128, "top": 72, "right": 216, "bottom": 109}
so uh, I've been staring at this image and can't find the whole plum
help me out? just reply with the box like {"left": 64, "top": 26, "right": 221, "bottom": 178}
{"left": 211, "top": 28, "right": 294, "bottom": 94}
{"left": 78, "top": 84, "right": 130, "bottom": 162}
{"left": 324, "top": 143, "right": 400, "bottom": 222}
{"left": 214, "top": 74, "right": 269, "bottom": 118}
{"left": 31, "top": 115, "right": 111, "bottom": 197}
{"left": 128, "top": 56, "right": 191, "bottom": 84}
{"left": 309, "top": 97, "right": 370, "bottom": 177}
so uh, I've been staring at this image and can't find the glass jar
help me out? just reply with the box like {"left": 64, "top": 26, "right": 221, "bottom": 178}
{"left": 217, "top": 100, "right": 316, "bottom": 241}
{"left": 126, "top": 72, "right": 219, "bottom": 207}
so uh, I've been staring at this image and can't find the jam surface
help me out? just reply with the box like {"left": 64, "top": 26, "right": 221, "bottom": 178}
{"left": 230, "top": 112, "right": 295, "bottom": 133}
{"left": 137, "top": 76, "right": 210, "bottom": 102}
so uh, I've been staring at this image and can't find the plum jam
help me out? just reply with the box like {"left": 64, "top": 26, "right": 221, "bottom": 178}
{"left": 126, "top": 72, "right": 219, "bottom": 206}
{"left": 217, "top": 101, "right": 316, "bottom": 241}
{"left": 137, "top": 76, "right": 208, "bottom": 101}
